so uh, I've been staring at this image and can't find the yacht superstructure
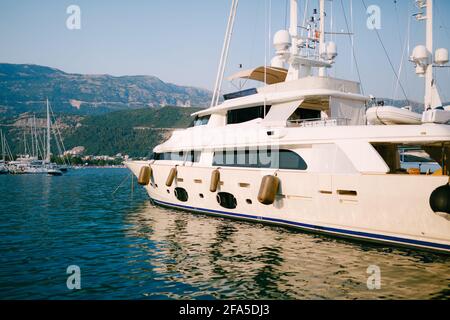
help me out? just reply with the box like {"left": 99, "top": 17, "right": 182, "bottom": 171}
{"left": 126, "top": 0, "right": 450, "bottom": 253}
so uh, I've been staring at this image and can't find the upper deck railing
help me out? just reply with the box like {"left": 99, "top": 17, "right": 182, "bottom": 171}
{"left": 287, "top": 118, "right": 350, "bottom": 127}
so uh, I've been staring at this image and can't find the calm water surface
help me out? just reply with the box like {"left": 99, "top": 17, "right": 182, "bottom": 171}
{"left": 0, "top": 168, "right": 449, "bottom": 299}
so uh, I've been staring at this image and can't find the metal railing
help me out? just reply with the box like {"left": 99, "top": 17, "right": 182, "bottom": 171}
{"left": 287, "top": 118, "right": 350, "bottom": 127}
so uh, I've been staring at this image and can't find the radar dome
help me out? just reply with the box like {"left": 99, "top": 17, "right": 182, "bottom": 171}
{"left": 326, "top": 41, "right": 338, "bottom": 60}
{"left": 273, "top": 30, "right": 291, "bottom": 52}
{"left": 435, "top": 48, "right": 449, "bottom": 65}
{"left": 411, "top": 45, "right": 430, "bottom": 64}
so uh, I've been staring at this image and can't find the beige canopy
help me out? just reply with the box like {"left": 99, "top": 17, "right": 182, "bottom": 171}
{"left": 227, "top": 66, "right": 288, "bottom": 85}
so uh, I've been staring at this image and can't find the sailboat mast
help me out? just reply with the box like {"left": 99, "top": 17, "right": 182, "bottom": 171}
{"left": 46, "top": 98, "right": 51, "bottom": 163}
{"left": 210, "top": 0, "right": 239, "bottom": 107}
{"left": 33, "top": 116, "right": 37, "bottom": 158}
{"left": 30, "top": 120, "right": 34, "bottom": 158}
{"left": 1, "top": 130, "right": 4, "bottom": 162}
{"left": 23, "top": 131, "right": 27, "bottom": 155}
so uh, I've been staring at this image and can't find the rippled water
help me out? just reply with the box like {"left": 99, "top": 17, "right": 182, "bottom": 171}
{"left": 0, "top": 168, "right": 449, "bottom": 299}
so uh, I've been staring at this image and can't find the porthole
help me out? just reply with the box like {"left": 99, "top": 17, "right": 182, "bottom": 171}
{"left": 174, "top": 187, "right": 189, "bottom": 202}
{"left": 199, "top": 193, "right": 204, "bottom": 199}
{"left": 216, "top": 192, "right": 237, "bottom": 209}
{"left": 246, "top": 199, "right": 252, "bottom": 204}
{"left": 166, "top": 189, "right": 170, "bottom": 194}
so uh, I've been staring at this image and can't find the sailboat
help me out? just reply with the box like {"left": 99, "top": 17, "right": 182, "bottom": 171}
{"left": 9, "top": 99, "right": 63, "bottom": 175}
{"left": 0, "top": 130, "right": 10, "bottom": 174}
{"left": 126, "top": 0, "right": 450, "bottom": 253}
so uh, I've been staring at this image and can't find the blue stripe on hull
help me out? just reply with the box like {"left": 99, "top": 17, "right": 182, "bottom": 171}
{"left": 152, "top": 199, "right": 450, "bottom": 252}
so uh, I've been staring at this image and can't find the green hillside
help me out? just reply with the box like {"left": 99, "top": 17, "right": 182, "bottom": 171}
{"left": 1, "top": 106, "right": 200, "bottom": 158}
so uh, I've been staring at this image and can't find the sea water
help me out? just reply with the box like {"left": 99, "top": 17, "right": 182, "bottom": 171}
{"left": 0, "top": 168, "right": 449, "bottom": 299}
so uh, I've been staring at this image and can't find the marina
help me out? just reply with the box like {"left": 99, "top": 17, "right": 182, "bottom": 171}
{"left": 0, "top": 0, "right": 449, "bottom": 303}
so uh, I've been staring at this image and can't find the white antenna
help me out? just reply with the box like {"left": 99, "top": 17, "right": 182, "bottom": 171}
{"left": 211, "top": 0, "right": 239, "bottom": 107}
{"left": 318, "top": 0, "right": 326, "bottom": 76}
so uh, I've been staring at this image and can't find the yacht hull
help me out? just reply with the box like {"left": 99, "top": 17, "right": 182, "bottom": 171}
{"left": 151, "top": 198, "right": 449, "bottom": 253}
{"left": 126, "top": 161, "right": 450, "bottom": 254}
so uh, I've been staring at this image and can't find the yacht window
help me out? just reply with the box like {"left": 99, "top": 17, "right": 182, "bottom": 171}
{"left": 154, "top": 151, "right": 184, "bottom": 161}
{"left": 153, "top": 151, "right": 201, "bottom": 162}
{"left": 213, "top": 149, "right": 307, "bottom": 170}
{"left": 190, "top": 115, "right": 210, "bottom": 127}
{"left": 186, "top": 151, "right": 201, "bottom": 162}
{"left": 288, "top": 108, "right": 322, "bottom": 122}
{"left": 223, "top": 88, "right": 258, "bottom": 101}
{"left": 227, "top": 105, "right": 271, "bottom": 125}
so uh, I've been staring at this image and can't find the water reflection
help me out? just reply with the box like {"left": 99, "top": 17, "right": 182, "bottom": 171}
{"left": 0, "top": 169, "right": 448, "bottom": 299}
{"left": 126, "top": 203, "right": 450, "bottom": 299}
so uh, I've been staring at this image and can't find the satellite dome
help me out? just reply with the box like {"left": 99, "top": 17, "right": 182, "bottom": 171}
{"left": 411, "top": 45, "right": 430, "bottom": 64}
{"left": 435, "top": 48, "right": 449, "bottom": 65}
{"left": 273, "top": 30, "right": 291, "bottom": 52}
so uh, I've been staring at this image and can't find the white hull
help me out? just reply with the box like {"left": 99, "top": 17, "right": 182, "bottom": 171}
{"left": 127, "top": 161, "right": 450, "bottom": 253}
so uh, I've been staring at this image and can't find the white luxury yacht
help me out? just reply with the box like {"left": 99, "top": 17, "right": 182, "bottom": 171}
{"left": 127, "top": 0, "right": 450, "bottom": 253}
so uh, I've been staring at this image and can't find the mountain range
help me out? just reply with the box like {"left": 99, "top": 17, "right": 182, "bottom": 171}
{"left": 0, "top": 63, "right": 212, "bottom": 116}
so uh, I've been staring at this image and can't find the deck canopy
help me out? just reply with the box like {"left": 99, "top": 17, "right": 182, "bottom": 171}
{"left": 227, "top": 66, "right": 288, "bottom": 85}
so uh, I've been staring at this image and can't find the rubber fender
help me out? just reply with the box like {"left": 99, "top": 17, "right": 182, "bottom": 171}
{"left": 430, "top": 184, "right": 450, "bottom": 214}
{"left": 166, "top": 167, "right": 177, "bottom": 187}
{"left": 258, "top": 175, "right": 280, "bottom": 205}
{"left": 210, "top": 169, "right": 220, "bottom": 192}
{"left": 138, "top": 166, "right": 152, "bottom": 186}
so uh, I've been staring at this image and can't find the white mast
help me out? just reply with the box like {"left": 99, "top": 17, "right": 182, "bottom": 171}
{"left": 211, "top": 0, "right": 239, "bottom": 107}
{"left": 318, "top": 0, "right": 326, "bottom": 77}
{"left": 424, "top": 0, "right": 433, "bottom": 110}
{"left": 284, "top": 0, "right": 334, "bottom": 81}
{"left": 46, "top": 98, "right": 51, "bottom": 163}
{"left": 287, "top": 0, "right": 301, "bottom": 79}
{"left": 289, "top": 0, "right": 298, "bottom": 56}
{"left": 411, "top": 0, "right": 448, "bottom": 110}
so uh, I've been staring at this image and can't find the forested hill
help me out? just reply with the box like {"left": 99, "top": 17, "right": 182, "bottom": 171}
{"left": 62, "top": 106, "right": 201, "bottom": 157}
{"left": 2, "top": 106, "right": 201, "bottom": 157}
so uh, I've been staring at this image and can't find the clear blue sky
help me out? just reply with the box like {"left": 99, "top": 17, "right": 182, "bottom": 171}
{"left": 0, "top": 0, "right": 449, "bottom": 102}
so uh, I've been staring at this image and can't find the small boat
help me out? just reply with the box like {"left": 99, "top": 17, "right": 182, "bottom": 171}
{"left": 47, "top": 168, "right": 63, "bottom": 176}
{"left": 367, "top": 106, "right": 422, "bottom": 125}
{"left": 0, "top": 163, "right": 8, "bottom": 175}
{"left": 58, "top": 165, "right": 69, "bottom": 172}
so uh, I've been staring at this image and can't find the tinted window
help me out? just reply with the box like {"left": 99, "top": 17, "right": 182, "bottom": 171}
{"left": 186, "top": 151, "right": 201, "bottom": 162}
{"left": 154, "top": 151, "right": 201, "bottom": 162}
{"left": 190, "top": 115, "right": 210, "bottom": 127}
{"left": 223, "top": 88, "right": 258, "bottom": 101}
{"left": 227, "top": 105, "right": 271, "bottom": 125}
{"left": 213, "top": 149, "right": 307, "bottom": 170}
{"left": 288, "top": 108, "right": 321, "bottom": 121}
